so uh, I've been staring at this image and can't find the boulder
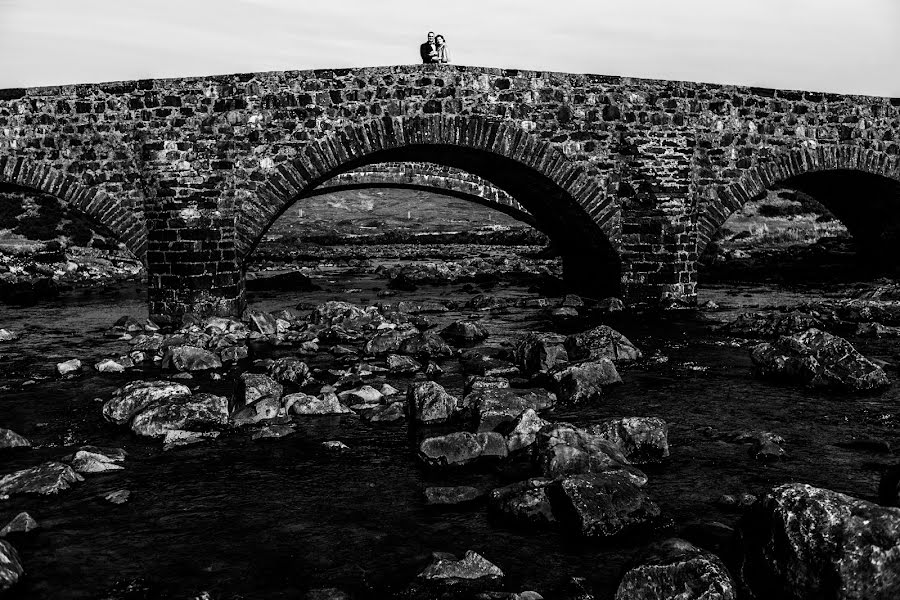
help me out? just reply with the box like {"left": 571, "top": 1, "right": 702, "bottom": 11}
{"left": 464, "top": 375, "right": 509, "bottom": 395}
{"left": 548, "top": 472, "right": 661, "bottom": 538}
{"left": 587, "top": 417, "right": 669, "bottom": 464}
{"left": 244, "top": 308, "right": 278, "bottom": 335}
{"left": 466, "top": 388, "right": 556, "bottom": 432}
{"left": 104, "top": 489, "right": 131, "bottom": 504}
{"left": 285, "top": 392, "right": 353, "bottom": 416}
{"left": 94, "top": 358, "right": 126, "bottom": 373}
{"left": 365, "top": 328, "right": 417, "bottom": 355}
{"left": 0, "top": 428, "right": 29, "bottom": 449}
{"left": 239, "top": 373, "right": 283, "bottom": 406}
{"left": 161, "top": 345, "right": 223, "bottom": 372}
{"left": 232, "top": 397, "right": 282, "bottom": 426}
{"left": 553, "top": 359, "right": 622, "bottom": 404}
{"left": 615, "top": 538, "right": 736, "bottom": 600}
{"left": 505, "top": 409, "right": 551, "bottom": 453}
{"left": 71, "top": 449, "right": 125, "bottom": 473}
{"left": 220, "top": 345, "right": 249, "bottom": 363}
{"left": 0, "top": 539, "right": 23, "bottom": 592}
{"left": 387, "top": 354, "right": 422, "bottom": 374}
{"left": 441, "top": 321, "right": 489, "bottom": 343}
{"left": 310, "top": 301, "right": 370, "bottom": 327}
{"left": 413, "top": 550, "right": 503, "bottom": 595}
{"left": 0, "top": 329, "right": 18, "bottom": 342}
{"left": 565, "top": 325, "right": 642, "bottom": 363}
{"left": 102, "top": 381, "right": 192, "bottom": 425}
{"left": 267, "top": 357, "right": 310, "bottom": 385}
{"left": 750, "top": 328, "right": 890, "bottom": 391}
{"left": 419, "top": 431, "right": 508, "bottom": 467}
{"left": 488, "top": 478, "right": 556, "bottom": 527}
{"left": 513, "top": 332, "right": 568, "bottom": 374}
{"left": 0, "top": 461, "right": 83, "bottom": 497}
{"left": 338, "top": 385, "right": 383, "bottom": 405}
{"left": 739, "top": 483, "right": 900, "bottom": 600}
{"left": 0, "top": 512, "right": 37, "bottom": 537}
{"left": 536, "top": 423, "right": 644, "bottom": 482}
{"left": 399, "top": 331, "right": 453, "bottom": 358}
{"left": 365, "top": 401, "right": 406, "bottom": 423}
{"left": 56, "top": 358, "right": 82, "bottom": 377}
{"left": 252, "top": 424, "right": 297, "bottom": 440}
{"left": 408, "top": 381, "right": 460, "bottom": 424}
{"left": 424, "top": 486, "right": 482, "bottom": 506}
{"left": 130, "top": 393, "right": 229, "bottom": 437}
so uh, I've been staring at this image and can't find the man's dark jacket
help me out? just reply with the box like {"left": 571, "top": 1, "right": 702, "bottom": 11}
{"left": 420, "top": 42, "right": 436, "bottom": 63}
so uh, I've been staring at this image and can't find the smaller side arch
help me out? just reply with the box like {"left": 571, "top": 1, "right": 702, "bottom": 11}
{"left": 0, "top": 155, "right": 148, "bottom": 262}
{"left": 696, "top": 144, "right": 900, "bottom": 257}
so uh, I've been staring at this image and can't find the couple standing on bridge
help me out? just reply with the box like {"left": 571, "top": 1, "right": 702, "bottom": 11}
{"left": 420, "top": 31, "right": 450, "bottom": 64}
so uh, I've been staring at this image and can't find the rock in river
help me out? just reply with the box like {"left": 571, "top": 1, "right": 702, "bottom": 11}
{"left": 161, "top": 345, "right": 223, "bottom": 372}
{"left": 408, "top": 381, "right": 460, "bottom": 424}
{"left": 750, "top": 328, "right": 889, "bottom": 391}
{"left": 0, "top": 428, "right": 29, "bottom": 449}
{"left": 466, "top": 387, "right": 556, "bottom": 432}
{"left": 738, "top": 482, "right": 900, "bottom": 600}
{"left": 0, "top": 512, "right": 37, "bottom": 537}
{"left": 565, "top": 325, "right": 642, "bottom": 363}
{"left": 285, "top": 392, "right": 352, "bottom": 416}
{"left": 586, "top": 417, "right": 669, "bottom": 464}
{"left": 424, "top": 486, "right": 482, "bottom": 506}
{"left": 440, "top": 320, "right": 489, "bottom": 343}
{"left": 267, "top": 357, "right": 310, "bottom": 385}
{"left": 239, "top": 373, "right": 283, "bottom": 406}
{"left": 130, "top": 393, "right": 229, "bottom": 437}
{"left": 513, "top": 332, "right": 568, "bottom": 374}
{"left": 552, "top": 359, "right": 622, "bottom": 404}
{"left": 488, "top": 478, "right": 556, "bottom": 527}
{"left": 536, "top": 423, "right": 645, "bottom": 483}
{"left": 419, "top": 431, "right": 508, "bottom": 467}
{"left": 0, "top": 462, "right": 83, "bottom": 497}
{"left": 411, "top": 550, "right": 504, "bottom": 596}
{"left": 0, "top": 539, "right": 24, "bottom": 592}
{"left": 102, "top": 380, "right": 192, "bottom": 425}
{"left": 615, "top": 538, "right": 735, "bottom": 600}
{"left": 547, "top": 472, "right": 661, "bottom": 538}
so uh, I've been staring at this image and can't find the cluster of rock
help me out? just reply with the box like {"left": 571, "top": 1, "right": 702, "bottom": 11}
{"left": 377, "top": 255, "right": 558, "bottom": 288}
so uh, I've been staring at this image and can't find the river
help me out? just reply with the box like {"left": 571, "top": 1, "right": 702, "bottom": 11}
{"left": 0, "top": 256, "right": 897, "bottom": 599}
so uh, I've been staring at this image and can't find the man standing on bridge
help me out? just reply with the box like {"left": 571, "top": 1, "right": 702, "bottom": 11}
{"left": 420, "top": 31, "right": 438, "bottom": 63}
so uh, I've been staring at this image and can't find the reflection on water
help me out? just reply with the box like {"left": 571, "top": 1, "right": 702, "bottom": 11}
{"left": 0, "top": 272, "right": 897, "bottom": 599}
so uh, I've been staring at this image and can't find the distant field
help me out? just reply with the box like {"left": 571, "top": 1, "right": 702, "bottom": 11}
{"left": 267, "top": 188, "right": 526, "bottom": 239}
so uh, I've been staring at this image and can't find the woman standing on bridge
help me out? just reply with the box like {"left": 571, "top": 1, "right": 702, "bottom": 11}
{"left": 435, "top": 35, "right": 451, "bottom": 63}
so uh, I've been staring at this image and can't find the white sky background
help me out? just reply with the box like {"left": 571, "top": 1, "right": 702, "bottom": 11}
{"left": 0, "top": 0, "right": 898, "bottom": 96}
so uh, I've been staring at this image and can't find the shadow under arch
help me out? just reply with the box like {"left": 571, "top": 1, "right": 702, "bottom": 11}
{"left": 696, "top": 145, "right": 900, "bottom": 259}
{"left": 236, "top": 115, "right": 622, "bottom": 298}
{"left": 0, "top": 155, "right": 148, "bottom": 262}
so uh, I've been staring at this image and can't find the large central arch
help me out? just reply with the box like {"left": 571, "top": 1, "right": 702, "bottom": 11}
{"left": 235, "top": 115, "right": 622, "bottom": 297}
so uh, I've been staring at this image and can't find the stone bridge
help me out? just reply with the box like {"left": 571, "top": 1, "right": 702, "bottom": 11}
{"left": 0, "top": 65, "right": 898, "bottom": 324}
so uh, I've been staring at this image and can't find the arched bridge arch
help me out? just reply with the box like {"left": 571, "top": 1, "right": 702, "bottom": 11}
{"left": 696, "top": 145, "right": 900, "bottom": 258}
{"left": 0, "top": 156, "right": 148, "bottom": 261}
{"left": 306, "top": 162, "right": 538, "bottom": 229}
{"left": 235, "top": 114, "right": 623, "bottom": 298}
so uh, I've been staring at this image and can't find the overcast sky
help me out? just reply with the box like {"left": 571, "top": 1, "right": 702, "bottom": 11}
{"left": 0, "top": 0, "right": 898, "bottom": 96}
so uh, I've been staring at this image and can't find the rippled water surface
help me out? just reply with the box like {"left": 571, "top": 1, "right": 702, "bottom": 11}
{"left": 0, "top": 270, "right": 898, "bottom": 599}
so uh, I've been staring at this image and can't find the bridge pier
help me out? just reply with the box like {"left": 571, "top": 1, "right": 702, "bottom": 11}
{"left": 146, "top": 195, "right": 245, "bottom": 327}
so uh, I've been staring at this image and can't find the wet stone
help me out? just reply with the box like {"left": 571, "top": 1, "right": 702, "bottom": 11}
{"left": 0, "top": 461, "right": 83, "bottom": 497}
{"left": 614, "top": 538, "right": 736, "bottom": 600}
{"left": 0, "top": 539, "right": 23, "bottom": 592}
{"left": 0, "top": 512, "right": 37, "bottom": 537}
{"left": 424, "top": 486, "right": 482, "bottom": 505}
{"left": 488, "top": 478, "right": 556, "bottom": 527}
{"left": 0, "top": 428, "right": 29, "bottom": 449}
{"left": 548, "top": 472, "right": 661, "bottom": 538}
